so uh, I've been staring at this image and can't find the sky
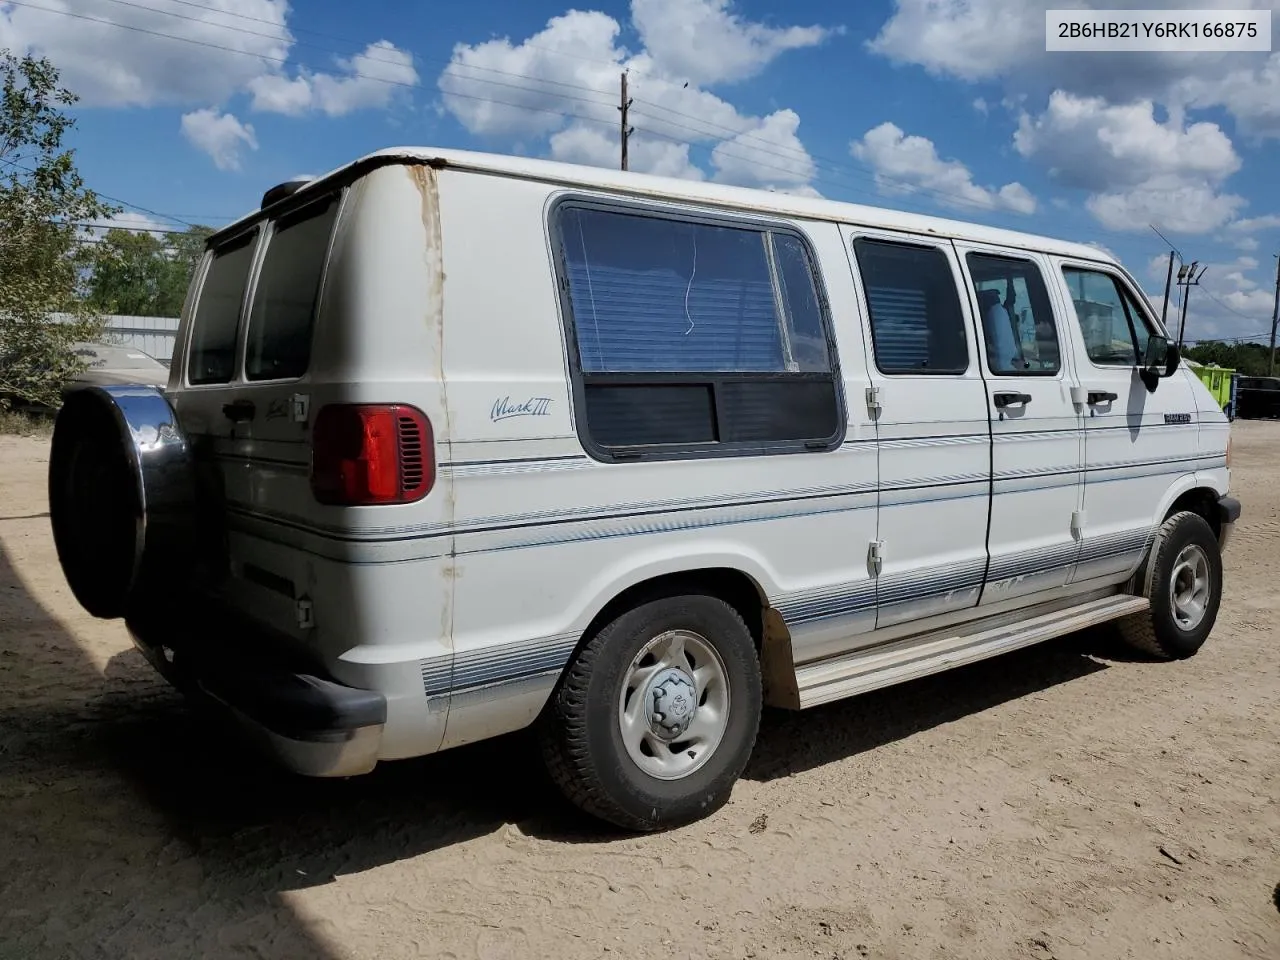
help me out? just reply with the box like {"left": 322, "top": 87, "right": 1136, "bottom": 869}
{"left": 3, "top": 0, "right": 1279, "bottom": 343}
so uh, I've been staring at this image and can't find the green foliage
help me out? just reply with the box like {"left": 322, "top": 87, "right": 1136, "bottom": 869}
{"left": 86, "top": 223, "right": 213, "bottom": 317}
{"left": 0, "top": 49, "right": 116, "bottom": 410}
{"left": 1184, "top": 341, "right": 1277, "bottom": 377}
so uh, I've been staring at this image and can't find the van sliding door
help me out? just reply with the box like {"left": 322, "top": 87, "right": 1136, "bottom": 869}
{"left": 846, "top": 229, "right": 992, "bottom": 631}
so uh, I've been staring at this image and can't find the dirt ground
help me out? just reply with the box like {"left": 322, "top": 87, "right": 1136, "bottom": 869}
{"left": 1, "top": 424, "right": 1278, "bottom": 960}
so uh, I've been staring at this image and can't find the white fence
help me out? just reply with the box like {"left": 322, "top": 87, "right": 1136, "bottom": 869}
{"left": 51, "top": 313, "right": 180, "bottom": 365}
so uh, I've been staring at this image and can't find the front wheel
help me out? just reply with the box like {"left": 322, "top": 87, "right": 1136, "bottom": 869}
{"left": 538, "top": 594, "right": 762, "bottom": 831}
{"left": 1120, "top": 510, "right": 1224, "bottom": 660}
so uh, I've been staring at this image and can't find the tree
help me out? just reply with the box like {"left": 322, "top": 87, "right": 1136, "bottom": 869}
{"left": 1184, "top": 341, "right": 1274, "bottom": 377}
{"left": 0, "top": 49, "right": 116, "bottom": 409}
{"left": 87, "top": 223, "right": 213, "bottom": 317}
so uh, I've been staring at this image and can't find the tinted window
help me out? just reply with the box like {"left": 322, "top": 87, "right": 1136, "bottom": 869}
{"left": 245, "top": 196, "right": 339, "bottom": 381}
{"left": 1062, "top": 268, "right": 1152, "bottom": 366}
{"left": 187, "top": 231, "right": 256, "bottom": 385}
{"left": 854, "top": 239, "right": 968, "bottom": 375}
{"left": 967, "top": 253, "right": 1061, "bottom": 375}
{"left": 556, "top": 204, "right": 841, "bottom": 458}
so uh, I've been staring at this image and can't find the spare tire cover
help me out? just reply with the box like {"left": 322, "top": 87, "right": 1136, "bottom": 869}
{"left": 49, "top": 385, "right": 196, "bottom": 620}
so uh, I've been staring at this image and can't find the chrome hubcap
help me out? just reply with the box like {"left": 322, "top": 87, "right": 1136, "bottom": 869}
{"left": 618, "top": 629, "right": 729, "bottom": 781}
{"left": 1169, "top": 543, "right": 1211, "bottom": 631}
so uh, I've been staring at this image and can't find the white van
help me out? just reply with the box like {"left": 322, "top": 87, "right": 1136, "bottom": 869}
{"left": 48, "top": 148, "right": 1238, "bottom": 831}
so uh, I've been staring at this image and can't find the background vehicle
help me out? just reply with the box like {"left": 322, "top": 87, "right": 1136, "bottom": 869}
{"left": 46, "top": 148, "right": 1237, "bottom": 831}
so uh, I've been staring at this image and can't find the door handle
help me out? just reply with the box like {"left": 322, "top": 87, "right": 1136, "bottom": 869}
{"left": 993, "top": 391, "right": 1032, "bottom": 409}
{"left": 222, "top": 399, "right": 256, "bottom": 423}
{"left": 1087, "top": 390, "right": 1119, "bottom": 405}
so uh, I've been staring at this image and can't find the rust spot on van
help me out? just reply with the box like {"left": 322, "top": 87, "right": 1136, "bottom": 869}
{"left": 407, "top": 162, "right": 458, "bottom": 654}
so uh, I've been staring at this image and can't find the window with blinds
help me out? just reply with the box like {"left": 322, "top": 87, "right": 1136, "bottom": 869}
{"left": 852, "top": 238, "right": 969, "bottom": 376}
{"left": 554, "top": 203, "right": 843, "bottom": 460}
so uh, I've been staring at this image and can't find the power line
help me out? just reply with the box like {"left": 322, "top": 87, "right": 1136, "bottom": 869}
{"left": 126, "top": 0, "right": 628, "bottom": 70}
{"left": 1, "top": 156, "right": 198, "bottom": 228}
{"left": 85, "top": 0, "right": 620, "bottom": 107}
{"left": 11, "top": 0, "right": 1041, "bottom": 223}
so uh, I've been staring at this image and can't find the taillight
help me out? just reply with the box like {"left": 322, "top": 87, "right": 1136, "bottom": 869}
{"left": 310, "top": 404, "right": 434, "bottom": 505}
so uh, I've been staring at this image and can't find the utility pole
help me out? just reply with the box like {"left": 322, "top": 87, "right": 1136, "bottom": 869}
{"left": 1269, "top": 253, "right": 1280, "bottom": 376}
{"left": 619, "top": 72, "right": 633, "bottom": 171}
{"left": 1160, "top": 248, "right": 1177, "bottom": 327}
{"left": 1176, "top": 261, "right": 1206, "bottom": 350}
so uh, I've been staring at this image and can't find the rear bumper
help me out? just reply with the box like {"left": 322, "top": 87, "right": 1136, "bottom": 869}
{"left": 127, "top": 612, "right": 387, "bottom": 778}
{"left": 1216, "top": 494, "right": 1241, "bottom": 551}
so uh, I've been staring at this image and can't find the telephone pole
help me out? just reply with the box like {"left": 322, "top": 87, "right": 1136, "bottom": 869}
{"left": 619, "top": 72, "right": 633, "bottom": 171}
{"left": 1269, "top": 253, "right": 1280, "bottom": 376}
{"left": 1160, "top": 248, "right": 1177, "bottom": 326}
{"left": 1176, "top": 261, "right": 1206, "bottom": 350}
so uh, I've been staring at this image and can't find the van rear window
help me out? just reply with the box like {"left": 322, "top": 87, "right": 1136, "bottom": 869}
{"left": 186, "top": 230, "right": 257, "bottom": 385}
{"left": 245, "top": 195, "right": 340, "bottom": 381}
{"left": 554, "top": 202, "right": 843, "bottom": 460}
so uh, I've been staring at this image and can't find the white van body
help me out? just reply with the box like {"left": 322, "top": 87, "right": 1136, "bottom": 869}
{"left": 49, "top": 148, "right": 1237, "bottom": 830}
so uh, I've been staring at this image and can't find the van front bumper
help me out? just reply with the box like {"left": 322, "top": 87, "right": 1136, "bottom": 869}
{"left": 126, "top": 611, "right": 387, "bottom": 778}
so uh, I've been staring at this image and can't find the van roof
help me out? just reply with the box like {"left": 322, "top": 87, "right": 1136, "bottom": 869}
{"left": 219, "top": 145, "right": 1118, "bottom": 266}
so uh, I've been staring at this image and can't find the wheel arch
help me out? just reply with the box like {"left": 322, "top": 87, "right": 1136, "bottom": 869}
{"left": 558, "top": 555, "right": 799, "bottom": 709}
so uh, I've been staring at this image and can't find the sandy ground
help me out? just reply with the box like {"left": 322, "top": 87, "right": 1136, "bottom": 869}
{"left": 1, "top": 424, "right": 1278, "bottom": 960}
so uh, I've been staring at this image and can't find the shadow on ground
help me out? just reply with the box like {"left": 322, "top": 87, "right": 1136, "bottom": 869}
{"left": 1, "top": 532, "right": 1123, "bottom": 955}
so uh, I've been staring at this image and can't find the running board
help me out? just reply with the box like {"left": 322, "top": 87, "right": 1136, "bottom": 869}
{"left": 791, "top": 594, "right": 1149, "bottom": 710}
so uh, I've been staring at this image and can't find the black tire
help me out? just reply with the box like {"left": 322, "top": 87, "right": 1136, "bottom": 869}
{"left": 1119, "top": 510, "right": 1223, "bottom": 660}
{"left": 48, "top": 397, "right": 140, "bottom": 619}
{"left": 538, "top": 594, "right": 762, "bottom": 832}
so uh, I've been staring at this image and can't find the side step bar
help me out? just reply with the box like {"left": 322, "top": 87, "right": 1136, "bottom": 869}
{"left": 793, "top": 594, "right": 1149, "bottom": 709}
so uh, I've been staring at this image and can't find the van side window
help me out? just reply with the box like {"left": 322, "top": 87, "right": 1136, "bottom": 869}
{"left": 555, "top": 204, "right": 842, "bottom": 458}
{"left": 186, "top": 230, "right": 258, "bottom": 386}
{"left": 966, "top": 253, "right": 1061, "bottom": 375}
{"left": 853, "top": 239, "right": 968, "bottom": 375}
{"left": 245, "top": 195, "right": 340, "bottom": 381}
{"left": 1062, "top": 267, "right": 1152, "bottom": 366}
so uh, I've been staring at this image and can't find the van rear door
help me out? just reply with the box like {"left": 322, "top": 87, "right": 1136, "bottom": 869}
{"left": 171, "top": 191, "right": 343, "bottom": 633}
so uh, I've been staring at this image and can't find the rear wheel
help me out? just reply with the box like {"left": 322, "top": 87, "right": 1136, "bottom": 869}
{"left": 1119, "top": 510, "right": 1223, "bottom": 660}
{"left": 538, "top": 594, "right": 762, "bottom": 831}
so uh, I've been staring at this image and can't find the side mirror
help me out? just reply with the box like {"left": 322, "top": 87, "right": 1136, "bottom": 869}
{"left": 1142, "top": 335, "right": 1180, "bottom": 378}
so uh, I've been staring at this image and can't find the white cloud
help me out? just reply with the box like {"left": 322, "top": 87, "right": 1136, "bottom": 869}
{"left": 851, "top": 122, "right": 1037, "bottom": 215}
{"left": 1013, "top": 91, "right": 1245, "bottom": 234}
{"left": 1226, "top": 214, "right": 1280, "bottom": 233}
{"left": 437, "top": 1, "right": 825, "bottom": 189}
{"left": 549, "top": 125, "right": 704, "bottom": 180}
{"left": 868, "top": 0, "right": 1042, "bottom": 82}
{"left": 251, "top": 40, "right": 418, "bottom": 116}
{"left": 867, "top": 0, "right": 1280, "bottom": 138}
{"left": 0, "top": 0, "right": 291, "bottom": 107}
{"left": 711, "top": 109, "right": 815, "bottom": 189}
{"left": 1232, "top": 235, "right": 1261, "bottom": 252}
{"left": 1177, "top": 52, "right": 1280, "bottom": 140}
{"left": 972, "top": 97, "right": 989, "bottom": 115}
{"left": 1085, "top": 175, "right": 1245, "bottom": 234}
{"left": 1180, "top": 256, "right": 1278, "bottom": 340}
{"left": 0, "top": 1, "right": 416, "bottom": 122}
{"left": 1013, "top": 91, "right": 1239, "bottom": 190}
{"left": 631, "top": 0, "right": 837, "bottom": 85}
{"left": 76, "top": 211, "right": 175, "bottom": 249}
{"left": 181, "top": 109, "right": 258, "bottom": 171}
